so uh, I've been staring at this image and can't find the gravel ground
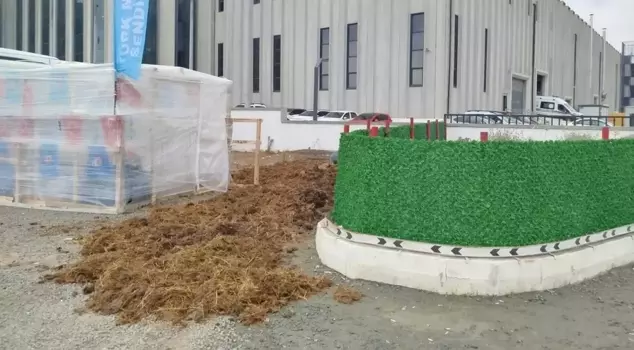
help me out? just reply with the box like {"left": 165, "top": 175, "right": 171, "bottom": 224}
{"left": 2, "top": 205, "right": 634, "bottom": 350}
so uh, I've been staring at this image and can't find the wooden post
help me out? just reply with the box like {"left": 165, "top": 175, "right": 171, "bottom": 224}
{"left": 254, "top": 118, "right": 262, "bottom": 185}
{"left": 343, "top": 124, "right": 350, "bottom": 134}
{"left": 409, "top": 118, "right": 414, "bottom": 139}
{"left": 435, "top": 120, "right": 440, "bottom": 140}
{"left": 480, "top": 131, "right": 489, "bottom": 142}
{"left": 601, "top": 127, "right": 609, "bottom": 140}
{"left": 369, "top": 126, "right": 379, "bottom": 137}
{"left": 426, "top": 120, "right": 431, "bottom": 140}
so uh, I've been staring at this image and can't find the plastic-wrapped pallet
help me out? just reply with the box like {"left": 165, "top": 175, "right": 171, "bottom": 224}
{"left": 0, "top": 63, "right": 232, "bottom": 213}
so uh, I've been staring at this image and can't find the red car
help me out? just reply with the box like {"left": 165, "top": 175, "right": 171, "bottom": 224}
{"left": 351, "top": 113, "right": 392, "bottom": 123}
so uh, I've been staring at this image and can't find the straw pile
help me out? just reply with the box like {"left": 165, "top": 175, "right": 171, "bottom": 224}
{"left": 47, "top": 159, "right": 337, "bottom": 325}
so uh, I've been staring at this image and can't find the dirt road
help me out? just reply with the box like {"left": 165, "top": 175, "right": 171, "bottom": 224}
{"left": 1, "top": 152, "right": 634, "bottom": 349}
{"left": 1, "top": 206, "right": 634, "bottom": 350}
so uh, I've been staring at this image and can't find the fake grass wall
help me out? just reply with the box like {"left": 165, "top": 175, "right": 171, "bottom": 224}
{"left": 332, "top": 135, "right": 634, "bottom": 247}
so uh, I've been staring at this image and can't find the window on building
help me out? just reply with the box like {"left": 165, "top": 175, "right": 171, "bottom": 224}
{"left": 217, "top": 43, "right": 224, "bottom": 76}
{"left": 28, "top": 0, "right": 35, "bottom": 52}
{"left": 319, "top": 27, "right": 330, "bottom": 90}
{"left": 253, "top": 38, "right": 260, "bottom": 93}
{"left": 93, "top": 0, "right": 105, "bottom": 63}
{"left": 254, "top": 0, "right": 260, "bottom": 4}
{"left": 453, "top": 15, "right": 459, "bottom": 88}
{"left": 175, "top": 0, "right": 196, "bottom": 69}
{"left": 219, "top": 0, "right": 224, "bottom": 12}
{"left": 41, "top": 0, "right": 51, "bottom": 55}
{"left": 273, "top": 35, "right": 281, "bottom": 92}
{"left": 409, "top": 13, "right": 424, "bottom": 87}
{"left": 74, "top": 0, "right": 84, "bottom": 61}
{"left": 16, "top": 0, "right": 23, "bottom": 51}
{"left": 56, "top": 0, "right": 65, "bottom": 59}
{"left": 143, "top": 0, "right": 158, "bottom": 64}
{"left": 483, "top": 28, "right": 488, "bottom": 92}
{"left": 346, "top": 23, "right": 358, "bottom": 90}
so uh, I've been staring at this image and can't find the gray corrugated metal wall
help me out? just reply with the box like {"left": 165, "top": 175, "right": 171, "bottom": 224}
{"left": 219, "top": 0, "right": 621, "bottom": 117}
{"left": 0, "top": 0, "right": 622, "bottom": 118}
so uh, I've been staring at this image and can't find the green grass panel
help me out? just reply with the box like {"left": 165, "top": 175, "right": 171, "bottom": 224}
{"left": 332, "top": 136, "right": 634, "bottom": 247}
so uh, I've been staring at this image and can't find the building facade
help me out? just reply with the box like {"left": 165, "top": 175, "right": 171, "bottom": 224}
{"left": 0, "top": 0, "right": 623, "bottom": 118}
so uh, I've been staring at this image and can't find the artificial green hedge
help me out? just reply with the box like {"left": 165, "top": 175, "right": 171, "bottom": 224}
{"left": 350, "top": 123, "right": 446, "bottom": 140}
{"left": 332, "top": 135, "right": 634, "bottom": 247}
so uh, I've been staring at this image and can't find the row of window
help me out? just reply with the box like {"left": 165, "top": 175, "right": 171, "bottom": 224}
{"left": 8, "top": 0, "right": 158, "bottom": 65}
{"left": 244, "top": 12, "right": 426, "bottom": 93}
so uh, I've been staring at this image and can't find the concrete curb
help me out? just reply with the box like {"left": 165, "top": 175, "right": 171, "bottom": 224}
{"left": 315, "top": 218, "right": 634, "bottom": 295}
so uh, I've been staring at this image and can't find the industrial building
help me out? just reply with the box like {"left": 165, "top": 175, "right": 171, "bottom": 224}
{"left": 0, "top": 0, "right": 624, "bottom": 118}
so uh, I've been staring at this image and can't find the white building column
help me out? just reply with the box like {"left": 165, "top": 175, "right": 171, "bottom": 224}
{"left": 196, "top": 0, "right": 215, "bottom": 74}
{"left": 0, "top": 0, "right": 17, "bottom": 49}
{"left": 104, "top": 0, "right": 114, "bottom": 63}
{"left": 158, "top": 0, "right": 175, "bottom": 66}
{"left": 83, "top": 0, "right": 93, "bottom": 62}
{"left": 66, "top": 0, "right": 73, "bottom": 60}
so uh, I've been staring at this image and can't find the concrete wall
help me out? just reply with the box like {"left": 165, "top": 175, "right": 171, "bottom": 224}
{"left": 230, "top": 109, "right": 432, "bottom": 152}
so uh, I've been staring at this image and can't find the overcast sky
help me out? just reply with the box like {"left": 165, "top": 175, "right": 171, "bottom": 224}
{"left": 563, "top": 0, "right": 633, "bottom": 51}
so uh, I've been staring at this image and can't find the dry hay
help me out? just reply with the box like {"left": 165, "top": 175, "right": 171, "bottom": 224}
{"left": 333, "top": 285, "right": 364, "bottom": 304}
{"left": 46, "top": 159, "right": 337, "bottom": 325}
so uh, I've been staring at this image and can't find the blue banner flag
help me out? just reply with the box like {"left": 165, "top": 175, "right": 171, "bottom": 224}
{"left": 114, "top": 0, "right": 149, "bottom": 80}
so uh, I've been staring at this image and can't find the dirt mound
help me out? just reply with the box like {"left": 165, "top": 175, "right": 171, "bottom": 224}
{"left": 47, "top": 159, "right": 337, "bottom": 325}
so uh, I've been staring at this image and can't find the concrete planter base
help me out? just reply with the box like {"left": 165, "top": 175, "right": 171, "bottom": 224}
{"left": 315, "top": 218, "right": 634, "bottom": 295}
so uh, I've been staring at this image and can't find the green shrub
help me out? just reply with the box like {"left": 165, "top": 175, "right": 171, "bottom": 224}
{"left": 348, "top": 123, "right": 446, "bottom": 140}
{"left": 332, "top": 135, "right": 634, "bottom": 247}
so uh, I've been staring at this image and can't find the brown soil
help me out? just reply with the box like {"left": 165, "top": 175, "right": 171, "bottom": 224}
{"left": 46, "top": 159, "right": 337, "bottom": 325}
{"left": 333, "top": 285, "right": 364, "bottom": 305}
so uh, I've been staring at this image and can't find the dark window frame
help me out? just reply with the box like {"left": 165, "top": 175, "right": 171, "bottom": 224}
{"left": 273, "top": 35, "right": 282, "bottom": 92}
{"left": 254, "top": 0, "right": 260, "bottom": 4}
{"left": 28, "top": 0, "right": 36, "bottom": 52}
{"left": 73, "top": 0, "right": 84, "bottom": 61}
{"left": 409, "top": 13, "right": 424, "bottom": 87}
{"left": 41, "top": 0, "right": 51, "bottom": 55}
{"left": 217, "top": 43, "right": 224, "bottom": 76}
{"left": 346, "top": 23, "right": 358, "bottom": 90}
{"left": 483, "top": 28, "right": 488, "bottom": 92}
{"left": 453, "top": 15, "right": 459, "bottom": 88}
{"left": 253, "top": 38, "right": 260, "bottom": 93}
{"left": 55, "top": 0, "right": 65, "bottom": 59}
{"left": 218, "top": 0, "right": 224, "bottom": 12}
{"left": 319, "top": 27, "right": 330, "bottom": 91}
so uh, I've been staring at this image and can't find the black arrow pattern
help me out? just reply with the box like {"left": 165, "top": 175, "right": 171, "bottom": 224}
{"left": 554, "top": 243, "right": 560, "bottom": 250}
{"left": 346, "top": 232, "right": 352, "bottom": 240}
{"left": 540, "top": 245, "right": 547, "bottom": 253}
{"left": 612, "top": 230, "right": 616, "bottom": 236}
{"left": 451, "top": 247, "right": 462, "bottom": 256}
{"left": 336, "top": 229, "right": 342, "bottom": 236}
{"left": 585, "top": 236, "right": 591, "bottom": 243}
{"left": 490, "top": 249, "right": 500, "bottom": 257}
{"left": 575, "top": 238, "right": 581, "bottom": 245}
{"left": 377, "top": 238, "right": 386, "bottom": 245}
{"left": 510, "top": 248, "right": 519, "bottom": 256}
{"left": 393, "top": 240, "right": 403, "bottom": 248}
{"left": 603, "top": 231, "right": 608, "bottom": 239}
{"left": 431, "top": 245, "right": 441, "bottom": 253}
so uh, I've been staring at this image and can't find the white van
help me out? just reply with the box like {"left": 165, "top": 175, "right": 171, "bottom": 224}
{"left": 535, "top": 96, "right": 582, "bottom": 118}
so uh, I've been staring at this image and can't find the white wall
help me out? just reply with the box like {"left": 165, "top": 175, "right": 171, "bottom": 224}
{"left": 447, "top": 124, "right": 634, "bottom": 141}
{"left": 230, "top": 109, "right": 435, "bottom": 152}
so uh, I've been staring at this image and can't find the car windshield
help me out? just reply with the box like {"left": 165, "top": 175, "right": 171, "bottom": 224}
{"left": 324, "top": 112, "right": 344, "bottom": 119}
{"left": 299, "top": 111, "right": 315, "bottom": 116}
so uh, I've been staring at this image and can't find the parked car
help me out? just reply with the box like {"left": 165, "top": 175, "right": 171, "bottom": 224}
{"left": 287, "top": 110, "right": 329, "bottom": 121}
{"left": 287, "top": 108, "right": 306, "bottom": 116}
{"left": 234, "top": 103, "right": 267, "bottom": 108}
{"left": 351, "top": 113, "right": 392, "bottom": 123}
{"left": 319, "top": 111, "right": 358, "bottom": 122}
{"left": 455, "top": 110, "right": 536, "bottom": 125}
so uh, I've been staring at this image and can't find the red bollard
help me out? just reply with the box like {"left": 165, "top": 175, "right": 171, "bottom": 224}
{"left": 602, "top": 127, "right": 609, "bottom": 140}
{"left": 480, "top": 131, "right": 489, "bottom": 142}
{"left": 343, "top": 124, "right": 350, "bottom": 134}
{"left": 409, "top": 118, "right": 415, "bottom": 139}
{"left": 370, "top": 126, "right": 379, "bottom": 137}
